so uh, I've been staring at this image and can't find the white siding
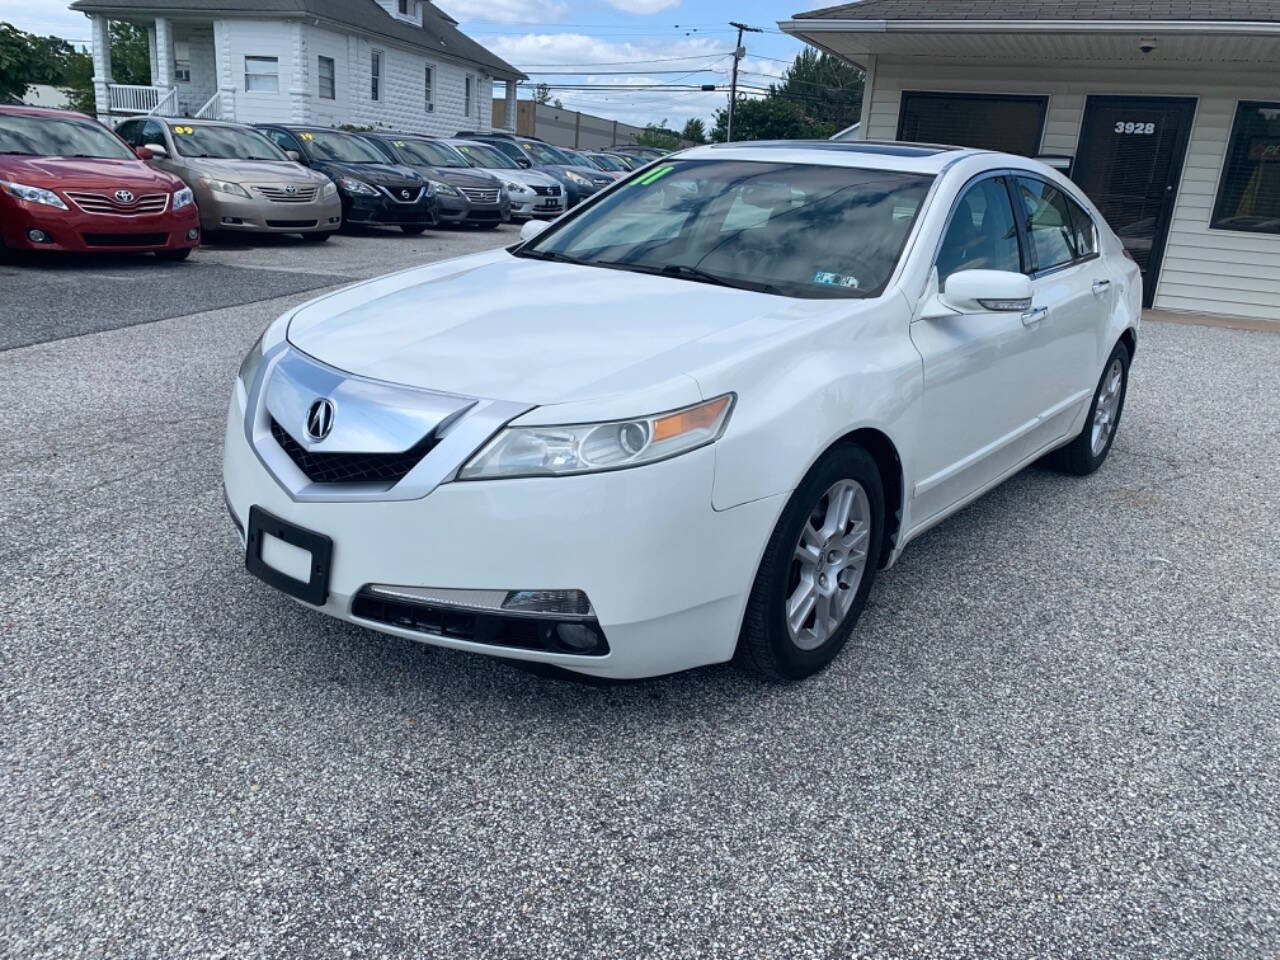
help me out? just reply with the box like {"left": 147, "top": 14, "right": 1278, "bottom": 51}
{"left": 216, "top": 19, "right": 303, "bottom": 125}
{"left": 865, "top": 59, "right": 1280, "bottom": 320}
{"left": 294, "top": 23, "right": 490, "bottom": 136}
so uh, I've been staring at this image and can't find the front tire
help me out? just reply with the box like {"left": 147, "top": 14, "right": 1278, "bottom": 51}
{"left": 155, "top": 248, "right": 191, "bottom": 262}
{"left": 1046, "top": 340, "right": 1130, "bottom": 476}
{"left": 736, "top": 444, "right": 884, "bottom": 681}
{"left": 400, "top": 225, "right": 427, "bottom": 235}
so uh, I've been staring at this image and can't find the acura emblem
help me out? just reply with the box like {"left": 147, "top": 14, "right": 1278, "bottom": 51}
{"left": 305, "top": 398, "right": 335, "bottom": 442}
{"left": 401, "top": 189, "right": 411, "bottom": 200}
{"left": 115, "top": 189, "right": 135, "bottom": 204}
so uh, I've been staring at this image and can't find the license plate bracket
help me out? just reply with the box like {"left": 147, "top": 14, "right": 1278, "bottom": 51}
{"left": 245, "top": 506, "right": 333, "bottom": 606}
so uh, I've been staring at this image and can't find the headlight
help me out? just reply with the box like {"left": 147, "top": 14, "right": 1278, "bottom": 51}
{"left": 338, "top": 177, "right": 379, "bottom": 196}
{"left": 320, "top": 181, "right": 338, "bottom": 198}
{"left": 237, "top": 332, "right": 266, "bottom": 390}
{"left": 459, "top": 394, "right": 734, "bottom": 481}
{"left": 173, "top": 186, "right": 196, "bottom": 210}
{"left": 430, "top": 179, "right": 459, "bottom": 197}
{"left": 198, "top": 177, "right": 247, "bottom": 199}
{"left": 564, "top": 170, "right": 591, "bottom": 187}
{"left": 0, "top": 180, "right": 67, "bottom": 210}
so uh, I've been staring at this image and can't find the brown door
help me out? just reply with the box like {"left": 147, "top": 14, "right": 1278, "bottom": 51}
{"left": 1072, "top": 96, "right": 1196, "bottom": 307}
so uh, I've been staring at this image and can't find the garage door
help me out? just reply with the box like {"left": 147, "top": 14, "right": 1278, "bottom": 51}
{"left": 897, "top": 92, "right": 1049, "bottom": 156}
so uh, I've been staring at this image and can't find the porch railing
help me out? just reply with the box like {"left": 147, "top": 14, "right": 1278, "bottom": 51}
{"left": 194, "top": 91, "right": 223, "bottom": 120}
{"left": 106, "top": 83, "right": 180, "bottom": 117}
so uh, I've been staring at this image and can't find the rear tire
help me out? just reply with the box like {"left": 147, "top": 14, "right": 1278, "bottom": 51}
{"left": 400, "top": 225, "right": 427, "bottom": 235}
{"left": 155, "top": 248, "right": 191, "bottom": 262}
{"left": 735, "top": 444, "right": 884, "bottom": 681}
{"left": 1046, "top": 340, "right": 1130, "bottom": 476}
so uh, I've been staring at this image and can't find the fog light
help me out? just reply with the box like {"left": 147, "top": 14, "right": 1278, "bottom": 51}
{"left": 552, "top": 622, "right": 603, "bottom": 653}
{"left": 26, "top": 228, "right": 50, "bottom": 243}
{"left": 221, "top": 217, "right": 242, "bottom": 225}
{"left": 186, "top": 228, "right": 199, "bottom": 241}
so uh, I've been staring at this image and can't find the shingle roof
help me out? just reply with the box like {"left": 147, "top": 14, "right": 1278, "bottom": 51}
{"left": 68, "top": 0, "right": 525, "bottom": 80}
{"left": 795, "top": 1, "right": 1280, "bottom": 21}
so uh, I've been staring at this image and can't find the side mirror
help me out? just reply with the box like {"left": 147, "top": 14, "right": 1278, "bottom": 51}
{"left": 285, "top": 150, "right": 304, "bottom": 163}
{"left": 520, "top": 219, "right": 550, "bottom": 243}
{"left": 143, "top": 143, "right": 168, "bottom": 159}
{"left": 133, "top": 146, "right": 154, "bottom": 161}
{"left": 516, "top": 157, "right": 532, "bottom": 169}
{"left": 941, "top": 269, "right": 1032, "bottom": 313}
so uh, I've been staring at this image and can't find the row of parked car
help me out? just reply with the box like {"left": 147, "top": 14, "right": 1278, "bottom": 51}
{"left": 0, "top": 103, "right": 669, "bottom": 261}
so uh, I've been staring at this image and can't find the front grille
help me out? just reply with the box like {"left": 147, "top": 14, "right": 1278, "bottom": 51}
{"left": 81, "top": 232, "right": 168, "bottom": 247}
{"left": 379, "top": 185, "right": 425, "bottom": 204}
{"left": 270, "top": 419, "right": 437, "bottom": 485}
{"left": 255, "top": 185, "right": 318, "bottom": 203}
{"left": 351, "top": 590, "right": 610, "bottom": 656}
{"left": 266, "top": 219, "right": 318, "bottom": 228}
{"left": 459, "top": 187, "right": 500, "bottom": 204}
{"left": 67, "top": 191, "right": 169, "bottom": 216}
{"left": 532, "top": 185, "right": 561, "bottom": 197}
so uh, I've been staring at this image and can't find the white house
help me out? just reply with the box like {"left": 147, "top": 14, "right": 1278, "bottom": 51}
{"left": 782, "top": 1, "right": 1280, "bottom": 323}
{"left": 69, "top": 0, "right": 525, "bottom": 137}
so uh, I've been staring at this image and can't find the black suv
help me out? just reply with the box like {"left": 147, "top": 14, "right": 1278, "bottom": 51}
{"left": 257, "top": 125, "right": 436, "bottom": 233}
{"left": 361, "top": 134, "right": 509, "bottom": 228}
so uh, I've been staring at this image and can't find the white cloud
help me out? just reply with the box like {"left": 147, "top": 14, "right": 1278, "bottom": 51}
{"left": 602, "top": 0, "right": 681, "bottom": 12}
{"left": 437, "top": 0, "right": 568, "bottom": 22}
{"left": 0, "top": 1, "right": 92, "bottom": 41}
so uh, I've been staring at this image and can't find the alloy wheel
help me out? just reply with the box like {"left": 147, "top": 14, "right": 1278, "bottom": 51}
{"left": 785, "top": 479, "right": 871, "bottom": 651}
{"left": 1091, "top": 358, "right": 1124, "bottom": 456}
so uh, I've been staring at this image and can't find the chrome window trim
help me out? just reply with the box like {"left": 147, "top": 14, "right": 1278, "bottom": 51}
{"left": 243, "top": 343, "right": 533, "bottom": 503}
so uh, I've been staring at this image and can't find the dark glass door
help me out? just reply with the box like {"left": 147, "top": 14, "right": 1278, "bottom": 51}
{"left": 1072, "top": 96, "right": 1196, "bottom": 307}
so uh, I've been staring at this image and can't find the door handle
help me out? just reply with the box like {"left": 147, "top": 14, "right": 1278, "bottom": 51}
{"left": 1021, "top": 305, "right": 1049, "bottom": 326}
{"left": 1092, "top": 279, "right": 1112, "bottom": 295}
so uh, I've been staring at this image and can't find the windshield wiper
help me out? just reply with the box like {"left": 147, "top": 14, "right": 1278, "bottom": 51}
{"left": 598, "top": 261, "right": 779, "bottom": 294}
{"left": 515, "top": 248, "right": 582, "bottom": 265}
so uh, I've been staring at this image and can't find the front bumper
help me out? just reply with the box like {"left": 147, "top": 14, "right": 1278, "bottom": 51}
{"left": 0, "top": 197, "right": 200, "bottom": 253}
{"left": 200, "top": 190, "right": 342, "bottom": 234}
{"left": 341, "top": 190, "right": 437, "bottom": 227}
{"left": 437, "top": 194, "right": 510, "bottom": 225}
{"left": 222, "top": 388, "right": 781, "bottom": 679}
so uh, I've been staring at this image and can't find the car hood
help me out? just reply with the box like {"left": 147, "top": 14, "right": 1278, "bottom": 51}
{"left": 286, "top": 249, "right": 815, "bottom": 406}
{"left": 488, "top": 168, "right": 559, "bottom": 188}
{"left": 175, "top": 157, "right": 322, "bottom": 184}
{"left": 312, "top": 160, "right": 423, "bottom": 186}
{"left": 0, "top": 156, "right": 180, "bottom": 191}
{"left": 401, "top": 165, "right": 498, "bottom": 189}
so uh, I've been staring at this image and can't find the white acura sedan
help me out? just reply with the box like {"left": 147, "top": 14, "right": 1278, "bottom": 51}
{"left": 224, "top": 141, "right": 1140, "bottom": 681}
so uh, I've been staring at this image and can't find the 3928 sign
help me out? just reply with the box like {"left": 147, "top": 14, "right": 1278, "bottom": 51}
{"left": 1114, "top": 121, "right": 1156, "bottom": 135}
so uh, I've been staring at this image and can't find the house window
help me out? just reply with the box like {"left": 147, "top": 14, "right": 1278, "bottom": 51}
{"left": 898, "top": 91, "right": 1049, "bottom": 157}
{"left": 1211, "top": 100, "right": 1280, "bottom": 235}
{"left": 371, "top": 51, "right": 381, "bottom": 101}
{"left": 173, "top": 41, "right": 191, "bottom": 83}
{"left": 398, "top": 0, "right": 412, "bottom": 14}
{"left": 244, "top": 56, "right": 279, "bottom": 94}
{"left": 465, "top": 74, "right": 475, "bottom": 119}
{"left": 424, "top": 65, "right": 434, "bottom": 112}
{"left": 318, "top": 56, "right": 336, "bottom": 100}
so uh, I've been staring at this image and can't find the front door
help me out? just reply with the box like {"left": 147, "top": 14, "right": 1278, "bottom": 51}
{"left": 1072, "top": 95, "right": 1195, "bottom": 307}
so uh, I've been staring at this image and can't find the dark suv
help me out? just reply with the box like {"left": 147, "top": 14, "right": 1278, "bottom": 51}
{"left": 361, "top": 134, "right": 509, "bottom": 228}
{"left": 257, "top": 125, "right": 436, "bottom": 233}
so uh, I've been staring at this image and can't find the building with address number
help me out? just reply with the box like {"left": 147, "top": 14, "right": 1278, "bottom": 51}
{"left": 783, "top": 1, "right": 1280, "bottom": 323}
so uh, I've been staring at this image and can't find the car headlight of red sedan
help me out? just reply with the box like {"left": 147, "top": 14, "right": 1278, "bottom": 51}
{"left": 0, "top": 180, "right": 68, "bottom": 210}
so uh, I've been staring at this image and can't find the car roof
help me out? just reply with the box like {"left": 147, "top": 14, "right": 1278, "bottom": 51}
{"left": 676, "top": 140, "right": 996, "bottom": 175}
{"left": 0, "top": 105, "right": 95, "bottom": 121}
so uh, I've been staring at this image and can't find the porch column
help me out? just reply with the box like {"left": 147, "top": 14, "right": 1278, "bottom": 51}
{"left": 503, "top": 80, "right": 517, "bottom": 132}
{"left": 212, "top": 20, "right": 236, "bottom": 121}
{"left": 147, "top": 26, "right": 158, "bottom": 79}
{"left": 153, "top": 17, "right": 175, "bottom": 89}
{"left": 90, "top": 14, "right": 113, "bottom": 119}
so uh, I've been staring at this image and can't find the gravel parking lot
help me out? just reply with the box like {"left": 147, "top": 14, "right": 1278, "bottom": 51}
{"left": 1, "top": 228, "right": 1277, "bottom": 959}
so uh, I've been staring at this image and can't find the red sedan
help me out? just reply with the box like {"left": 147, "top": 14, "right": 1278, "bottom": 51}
{"left": 0, "top": 106, "right": 199, "bottom": 260}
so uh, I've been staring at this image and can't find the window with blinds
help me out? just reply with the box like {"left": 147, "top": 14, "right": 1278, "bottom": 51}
{"left": 897, "top": 92, "right": 1048, "bottom": 157}
{"left": 1212, "top": 101, "right": 1280, "bottom": 235}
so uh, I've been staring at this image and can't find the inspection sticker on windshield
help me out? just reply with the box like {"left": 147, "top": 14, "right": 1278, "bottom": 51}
{"left": 813, "top": 271, "right": 859, "bottom": 289}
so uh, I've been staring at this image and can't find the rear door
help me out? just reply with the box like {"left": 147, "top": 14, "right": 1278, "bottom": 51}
{"left": 1072, "top": 96, "right": 1196, "bottom": 307}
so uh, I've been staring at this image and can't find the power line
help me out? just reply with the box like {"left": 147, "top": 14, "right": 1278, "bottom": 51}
{"left": 517, "top": 53, "right": 731, "bottom": 67}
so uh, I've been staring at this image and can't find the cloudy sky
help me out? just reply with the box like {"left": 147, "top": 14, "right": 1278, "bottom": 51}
{"left": 1, "top": 0, "right": 811, "bottom": 128}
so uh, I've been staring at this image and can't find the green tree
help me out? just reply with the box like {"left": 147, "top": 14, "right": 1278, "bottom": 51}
{"left": 709, "top": 49, "right": 863, "bottom": 143}
{"left": 0, "top": 22, "right": 81, "bottom": 103}
{"left": 680, "top": 117, "right": 706, "bottom": 144}
{"left": 635, "top": 121, "right": 682, "bottom": 150}
{"left": 105, "top": 21, "right": 150, "bottom": 85}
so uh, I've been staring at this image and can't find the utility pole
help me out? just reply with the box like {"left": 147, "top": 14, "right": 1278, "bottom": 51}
{"left": 727, "top": 21, "right": 762, "bottom": 143}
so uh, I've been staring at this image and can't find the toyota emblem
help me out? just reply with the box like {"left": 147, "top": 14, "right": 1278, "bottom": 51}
{"left": 305, "top": 398, "right": 335, "bottom": 442}
{"left": 284, "top": 184, "right": 298, "bottom": 194}
{"left": 400, "top": 189, "right": 411, "bottom": 200}
{"left": 115, "top": 189, "right": 135, "bottom": 204}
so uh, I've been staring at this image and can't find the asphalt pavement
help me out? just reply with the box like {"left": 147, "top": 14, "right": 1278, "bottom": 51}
{"left": 0, "top": 228, "right": 1277, "bottom": 959}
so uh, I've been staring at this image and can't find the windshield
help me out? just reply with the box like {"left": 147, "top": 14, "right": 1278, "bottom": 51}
{"left": 301, "top": 130, "right": 386, "bottom": 164}
{"left": 0, "top": 114, "right": 135, "bottom": 160}
{"left": 453, "top": 141, "right": 518, "bottom": 169}
{"left": 392, "top": 138, "right": 468, "bottom": 168}
{"left": 170, "top": 123, "right": 287, "bottom": 160}
{"left": 520, "top": 140, "right": 571, "bottom": 165}
{"left": 519, "top": 159, "right": 932, "bottom": 299}
{"left": 589, "top": 154, "right": 625, "bottom": 171}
